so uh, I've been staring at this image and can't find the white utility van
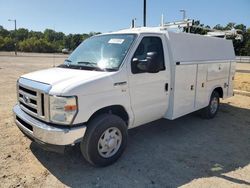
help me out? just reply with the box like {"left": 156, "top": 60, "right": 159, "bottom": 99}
{"left": 13, "top": 27, "right": 235, "bottom": 166}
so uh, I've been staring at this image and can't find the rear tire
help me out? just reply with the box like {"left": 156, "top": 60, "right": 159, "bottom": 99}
{"left": 80, "top": 114, "right": 127, "bottom": 167}
{"left": 201, "top": 91, "right": 220, "bottom": 119}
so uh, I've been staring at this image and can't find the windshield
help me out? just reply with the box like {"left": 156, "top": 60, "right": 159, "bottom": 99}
{"left": 63, "top": 34, "right": 136, "bottom": 71}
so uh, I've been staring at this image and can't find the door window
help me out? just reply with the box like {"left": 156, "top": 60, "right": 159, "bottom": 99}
{"left": 131, "top": 36, "right": 165, "bottom": 74}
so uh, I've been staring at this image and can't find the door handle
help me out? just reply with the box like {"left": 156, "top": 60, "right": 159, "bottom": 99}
{"left": 165, "top": 83, "right": 168, "bottom": 91}
{"left": 114, "top": 81, "right": 127, "bottom": 86}
{"left": 191, "top": 85, "right": 194, "bottom": 90}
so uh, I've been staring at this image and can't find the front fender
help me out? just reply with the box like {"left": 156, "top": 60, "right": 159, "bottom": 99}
{"left": 73, "top": 89, "right": 134, "bottom": 127}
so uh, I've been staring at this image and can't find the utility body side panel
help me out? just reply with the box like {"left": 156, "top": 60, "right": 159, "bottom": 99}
{"left": 165, "top": 61, "right": 233, "bottom": 120}
{"left": 166, "top": 32, "right": 235, "bottom": 63}
{"left": 164, "top": 31, "right": 235, "bottom": 120}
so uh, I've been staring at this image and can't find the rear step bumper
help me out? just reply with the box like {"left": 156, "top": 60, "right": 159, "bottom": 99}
{"left": 13, "top": 105, "right": 86, "bottom": 146}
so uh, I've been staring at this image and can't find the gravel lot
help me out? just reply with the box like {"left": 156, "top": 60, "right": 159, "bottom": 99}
{"left": 0, "top": 53, "right": 249, "bottom": 188}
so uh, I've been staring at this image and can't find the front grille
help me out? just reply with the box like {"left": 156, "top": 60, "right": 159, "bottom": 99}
{"left": 19, "top": 85, "right": 37, "bottom": 96}
{"left": 19, "top": 93, "right": 37, "bottom": 105}
{"left": 18, "top": 84, "right": 46, "bottom": 120}
{"left": 20, "top": 101, "right": 37, "bottom": 113}
{"left": 41, "top": 93, "right": 45, "bottom": 116}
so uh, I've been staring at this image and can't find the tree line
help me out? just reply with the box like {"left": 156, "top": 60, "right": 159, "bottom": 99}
{"left": 0, "top": 25, "right": 100, "bottom": 53}
{"left": 0, "top": 22, "right": 250, "bottom": 55}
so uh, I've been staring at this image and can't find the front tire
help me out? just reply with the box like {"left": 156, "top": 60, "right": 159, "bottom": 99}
{"left": 201, "top": 91, "right": 220, "bottom": 119}
{"left": 80, "top": 114, "right": 128, "bottom": 167}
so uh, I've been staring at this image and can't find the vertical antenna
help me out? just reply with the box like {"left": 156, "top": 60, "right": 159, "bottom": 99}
{"left": 131, "top": 18, "right": 136, "bottom": 28}
{"left": 131, "top": 19, "right": 134, "bottom": 28}
{"left": 53, "top": 51, "right": 55, "bottom": 67}
{"left": 180, "top": 10, "right": 186, "bottom": 20}
{"left": 187, "top": 22, "right": 191, "bottom": 33}
{"left": 161, "top": 14, "right": 164, "bottom": 27}
{"left": 143, "top": 0, "right": 146, "bottom": 27}
{"left": 53, "top": 25, "right": 55, "bottom": 67}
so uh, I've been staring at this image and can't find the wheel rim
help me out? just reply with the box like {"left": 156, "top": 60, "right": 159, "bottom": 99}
{"left": 210, "top": 97, "right": 218, "bottom": 114}
{"left": 97, "top": 127, "right": 122, "bottom": 158}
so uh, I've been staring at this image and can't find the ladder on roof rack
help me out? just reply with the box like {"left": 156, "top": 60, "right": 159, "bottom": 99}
{"left": 161, "top": 19, "right": 194, "bottom": 32}
{"left": 160, "top": 19, "right": 243, "bottom": 41}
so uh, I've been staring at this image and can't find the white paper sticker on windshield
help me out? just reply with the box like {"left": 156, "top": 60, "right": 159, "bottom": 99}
{"left": 108, "top": 38, "right": 124, "bottom": 44}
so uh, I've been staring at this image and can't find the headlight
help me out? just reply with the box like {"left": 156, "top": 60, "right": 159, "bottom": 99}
{"left": 49, "top": 96, "right": 78, "bottom": 125}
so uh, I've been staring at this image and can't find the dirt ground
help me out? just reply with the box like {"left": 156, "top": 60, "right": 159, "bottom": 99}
{"left": 234, "top": 62, "right": 250, "bottom": 92}
{"left": 235, "top": 73, "right": 250, "bottom": 92}
{"left": 0, "top": 53, "right": 250, "bottom": 188}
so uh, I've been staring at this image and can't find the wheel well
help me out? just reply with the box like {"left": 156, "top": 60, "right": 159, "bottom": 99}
{"left": 87, "top": 105, "right": 129, "bottom": 126}
{"left": 214, "top": 87, "right": 223, "bottom": 98}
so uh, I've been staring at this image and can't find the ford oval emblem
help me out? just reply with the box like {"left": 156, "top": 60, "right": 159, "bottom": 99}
{"left": 23, "top": 95, "right": 30, "bottom": 103}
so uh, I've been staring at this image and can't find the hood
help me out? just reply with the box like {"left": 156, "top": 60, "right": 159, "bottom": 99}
{"left": 21, "top": 67, "right": 114, "bottom": 94}
{"left": 22, "top": 67, "right": 112, "bottom": 85}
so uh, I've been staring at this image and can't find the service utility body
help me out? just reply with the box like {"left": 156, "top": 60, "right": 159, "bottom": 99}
{"left": 13, "top": 27, "right": 236, "bottom": 166}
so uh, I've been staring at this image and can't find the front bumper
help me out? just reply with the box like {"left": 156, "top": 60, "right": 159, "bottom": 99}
{"left": 13, "top": 105, "right": 86, "bottom": 146}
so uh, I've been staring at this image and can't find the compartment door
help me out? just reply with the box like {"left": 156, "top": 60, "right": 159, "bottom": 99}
{"left": 173, "top": 64, "right": 197, "bottom": 118}
{"left": 195, "top": 64, "right": 208, "bottom": 109}
{"left": 227, "top": 62, "right": 236, "bottom": 97}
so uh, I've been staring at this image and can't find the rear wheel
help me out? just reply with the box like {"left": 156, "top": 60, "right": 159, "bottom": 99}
{"left": 201, "top": 91, "right": 220, "bottom": 119}
{"left": 80, "top": 114, "right": 127, "bottom": 167}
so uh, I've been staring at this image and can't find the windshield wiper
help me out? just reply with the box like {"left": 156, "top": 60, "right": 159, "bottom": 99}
{"left": 58, "top": 64, "right": 70, "bottom": 68}
{"left": 76, "top": 61, "right": 105, "bottom": 71}
{"left": 65, "top": 59, "right": 71, "bottom": 62}
{"left": 58, "top": 63, "right": 103, "bottom": 71}
{"left": 64, "top": 59, "right": 72, "bottom": 63}
{"left": 77, "top": 62, "right": 119, "bottom": 72}
{"left": 103, "top": 68, "right": 118, "bottom": 72}
{"left": 76, "top": 61, "right": 97, "bottom": 67}
{"left": 58, "top": 61, "right": 118, "bottom": 72}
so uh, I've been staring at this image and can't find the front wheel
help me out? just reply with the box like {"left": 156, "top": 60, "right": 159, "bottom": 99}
{"left": 201, "top": 91, "right": 220, "bottom": 119}
{"left": 80, "top": 114, "right": 128, "bottom": 167}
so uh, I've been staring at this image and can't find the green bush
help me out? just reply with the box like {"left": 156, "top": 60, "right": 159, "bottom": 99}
{"left": 0, "top": 25, "right": 99, "bottom": 53}
{"left": 0, "top": 37, "right": 15, "bottom": 51}
{"left": 19, "top": 37, "right": 56, "bottom": 53}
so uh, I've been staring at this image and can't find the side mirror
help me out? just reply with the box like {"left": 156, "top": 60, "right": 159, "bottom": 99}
{"left": 145, "top": 52, "right": 160, "bottom": 73}
{"left": 132, "top": 52, "right": 161, "bottom": 73}
{"left": 132, "top": 58, "right": 148, "bottom": 72}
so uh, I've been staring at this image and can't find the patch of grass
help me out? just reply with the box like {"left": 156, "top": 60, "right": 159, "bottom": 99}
{"left": 234, "top": 73, "right": 250, "bottom": 92}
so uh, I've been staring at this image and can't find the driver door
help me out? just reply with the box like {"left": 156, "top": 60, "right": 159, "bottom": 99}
{"left": 128, "top": 34, "right": 170, "bottom": 127}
